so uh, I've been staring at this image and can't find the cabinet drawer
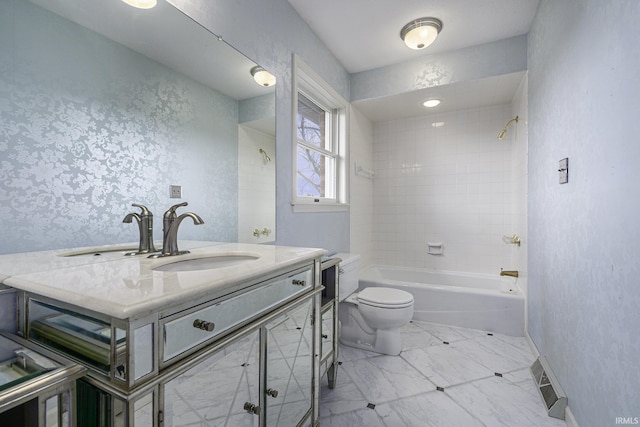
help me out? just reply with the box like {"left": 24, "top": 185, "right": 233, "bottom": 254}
{"left": 162, "top": 268, "right": 312, "bottom": 363}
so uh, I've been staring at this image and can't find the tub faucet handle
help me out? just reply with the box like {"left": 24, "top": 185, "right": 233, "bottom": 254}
{"left": 500, "top": 269, "right": 519, "bottom": 278}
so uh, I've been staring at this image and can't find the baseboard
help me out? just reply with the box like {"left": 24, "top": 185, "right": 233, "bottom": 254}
{"left": 525, "top": 331, "right": 540, "bottom": 358}
{"left": 565, "top": 406, "right": 579, "bottom": 427}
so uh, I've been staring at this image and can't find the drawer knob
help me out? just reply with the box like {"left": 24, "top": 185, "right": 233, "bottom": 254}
{"left": 193, "top": 319, "right": 215, "bottom": 332}
{"left": 244, "top": 402, "right": 260, "bottom": 415}
{"left": 322, "top": 334, "right": 328, "bottom": 339}
{"left": 266, "top": 388, "right": 279, "bottom": 398}
{"left": 292, "top": 279, "right": 306, "bottom": 286}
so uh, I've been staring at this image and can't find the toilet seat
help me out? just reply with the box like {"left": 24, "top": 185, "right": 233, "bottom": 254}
{"left": 357, "top": 287, "right": 414, "bottom": 309}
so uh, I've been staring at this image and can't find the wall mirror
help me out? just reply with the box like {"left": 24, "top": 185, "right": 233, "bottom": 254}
{"left": 0, "top": 0, "right": 276, "bottom": 254}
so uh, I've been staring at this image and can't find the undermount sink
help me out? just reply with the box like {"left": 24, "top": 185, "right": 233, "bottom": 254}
{"left": 153, "top": 254, "right": 260, "bottom": 272}
{"left": 58, "top": 246, "right": 138, "bottom": 258}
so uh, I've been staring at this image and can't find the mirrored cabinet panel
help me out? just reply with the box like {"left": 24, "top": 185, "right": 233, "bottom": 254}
{"left": 163, "top": 330, "right": 261, "bottom": 426}
{"left": 28, "top": 300, "right": 127, "bottom": 378}
{"left": 0, "top": 332, "right": 85, "bottom": 427}
{"left": 265, "top": 299, "right": 314, "bottom": 425}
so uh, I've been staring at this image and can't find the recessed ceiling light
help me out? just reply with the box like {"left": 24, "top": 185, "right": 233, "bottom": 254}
{"left": 400, "top": 17, "right": 443, "bottom": 50}
{"left": 422, "top": 99, "right": 441, "bottom": 108}
{"left": 121, "top": 0, "right": 157, "bottom": 9}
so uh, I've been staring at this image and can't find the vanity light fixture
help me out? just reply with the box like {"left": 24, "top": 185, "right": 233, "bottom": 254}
{"left": 400, "top": 17, "right": 443, "bottom": 50}
{"left": 250, "top": 66, "right": 276, "bottom": 87}
{"left": 121, "top": 0, "right": 157, "bottom": 9}
{"left": 422, "top": 99, "right": 441, "bottom": 108}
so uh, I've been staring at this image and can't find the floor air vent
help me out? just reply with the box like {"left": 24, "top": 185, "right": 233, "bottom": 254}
{"left": 530, "top": 356, "right": 567, "bottom": 419}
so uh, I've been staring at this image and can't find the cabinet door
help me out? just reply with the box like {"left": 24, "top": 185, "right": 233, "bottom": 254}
{"left": 320, "top": 306, "right": 333, "bottom": 362}
{"left": 162, "top": 330, "right": 260, "bottom": 427}
{"left": 264, "top": 299, "right": 314, "bottom": 426}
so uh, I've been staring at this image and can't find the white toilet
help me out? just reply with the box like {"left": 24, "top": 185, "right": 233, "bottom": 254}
{"left": 333, "top": 253, "right": 414, "bottom": 356}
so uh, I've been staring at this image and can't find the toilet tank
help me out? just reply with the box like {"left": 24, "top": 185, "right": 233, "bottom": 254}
{"left": 332, "top": 253, "right": 360, "bottom": 301}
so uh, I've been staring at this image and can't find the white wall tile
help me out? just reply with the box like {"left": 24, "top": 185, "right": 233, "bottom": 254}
{"left": 372, "top": 104, "right": 524, "bottom": 274}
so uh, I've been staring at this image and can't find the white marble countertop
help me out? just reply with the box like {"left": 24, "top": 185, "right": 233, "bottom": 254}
{"left": 0, "top": 242, "right": 325, "bottom": 319}
{"left": 0, "top": 241, "right": 218, "bottom": 281}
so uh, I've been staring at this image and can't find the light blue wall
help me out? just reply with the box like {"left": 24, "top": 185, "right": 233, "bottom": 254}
{"left": 169, "top": 0, "right": 351, "bottom": 254}
{"left": 351, "top": 35, "right": 528, "bottom": 102}
{"left": 239, "top": 93, "right": 275, "bottom": 124}
{"left": 528, "top": 1, "right": 640, "bottom": 424}
{"left": 0, "top": 0, "right": 239, "bottom": 254}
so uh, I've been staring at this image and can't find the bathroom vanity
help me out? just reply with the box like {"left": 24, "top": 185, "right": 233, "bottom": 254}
{"left": 0, "top": 242, "right": 325, "bottom": 426}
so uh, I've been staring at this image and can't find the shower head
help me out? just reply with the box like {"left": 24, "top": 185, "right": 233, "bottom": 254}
{"left": 498, "top": 116, "right": 519, "bottom": 140}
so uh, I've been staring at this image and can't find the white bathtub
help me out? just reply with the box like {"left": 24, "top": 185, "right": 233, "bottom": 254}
{"left": 359, "top": 265, "right": 524, "bottom": 336}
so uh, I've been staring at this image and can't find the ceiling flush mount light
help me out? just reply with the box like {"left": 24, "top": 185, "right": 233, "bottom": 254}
{"left": 121, "top": 0, "right": 157, "bottom": 9}
{"left": 250, "top": 66, "right": 276, "bottom": 87}
{"left": 400, "top": 17, "right": 443, "bottom": 50}
{"left": 422, "top": 99, "right": 441, "bottom": 108}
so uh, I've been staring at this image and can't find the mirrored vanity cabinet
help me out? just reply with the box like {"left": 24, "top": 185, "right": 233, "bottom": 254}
{"left": 6, "top": 254, "right": 324, "bottom": 426}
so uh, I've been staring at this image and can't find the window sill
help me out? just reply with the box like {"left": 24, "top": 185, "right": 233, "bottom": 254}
{"left": 291, "top": 201, "right": 349, "bottom": 213}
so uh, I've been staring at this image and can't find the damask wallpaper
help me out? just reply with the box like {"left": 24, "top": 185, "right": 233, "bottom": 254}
{"left": 0, "top": 0, "right": 238, "bottom": 254}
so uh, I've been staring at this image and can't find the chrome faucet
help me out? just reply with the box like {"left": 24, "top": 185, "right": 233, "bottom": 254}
{"left": 500, "top": 269, "right": 519, "bottom": 278}
{"left": 150, "top": 202, "right": 204, "bottom": 257}
{"left": 122, "top": 204, "right": 157, "bottom": 255}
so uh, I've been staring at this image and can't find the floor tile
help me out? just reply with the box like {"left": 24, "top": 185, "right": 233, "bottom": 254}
{"left": 320, "top": 322, "right": 566, "bottom": 427}
{"left": 446, "top": 375, "right": 566, "bottom": 427}
{"left": 319, "top": 375, "right": 369, "bottom": 417}
{"left": 412, "top": 322, "right": 480, "bottom": 343}
{"left": 318, "top": 407, "right": 385, "bottom": 426}
{"left": 401, "top": 342, "right": 495, "bottom": 388}
{"left": 503, "top": 368, "right": 539, "bottom": 396}
{"left": 400, "top": 321, "right": 443, "bottom": 350}
{"left": 337, "top": 343, "right": 379, "bottom": 362}
{"left": 451, "top": 337, "right": 534, "bottom": 374}
{"left": 340, "top": 355, "right": 436, "bottom": 404}
{"left": 375, "top": 391, "right": 485, "bottom": 426}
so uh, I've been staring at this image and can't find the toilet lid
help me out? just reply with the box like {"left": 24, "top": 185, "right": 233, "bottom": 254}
{"left": 357, "top": 287, "right": 414, "bottom": 308}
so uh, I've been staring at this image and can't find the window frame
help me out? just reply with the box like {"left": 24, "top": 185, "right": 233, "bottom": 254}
{"left": 292, "top": 55, "right": 349, "bottom": 212}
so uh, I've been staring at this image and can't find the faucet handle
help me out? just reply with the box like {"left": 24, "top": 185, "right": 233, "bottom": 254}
{"left": 165, "top": 202, "right": 188, "bottom": 217}
{"left": 131, "top": 203, "right": 152, "bottom": 216}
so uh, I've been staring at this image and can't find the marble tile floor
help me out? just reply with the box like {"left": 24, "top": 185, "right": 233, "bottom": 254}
{"left": 319, "top": 321, "right": 567, "bottom": 427}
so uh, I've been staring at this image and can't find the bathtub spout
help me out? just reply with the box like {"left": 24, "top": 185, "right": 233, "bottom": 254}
{"left": 500, "top": 269, "right": 519, "bottom": 278}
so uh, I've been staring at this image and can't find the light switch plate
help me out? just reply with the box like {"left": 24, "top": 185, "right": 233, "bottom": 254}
{"left": 170, "top": 185, "right": 182, "bottom": 198}
{"left": 558, "top": 158, "right": 568, "bottom": 184}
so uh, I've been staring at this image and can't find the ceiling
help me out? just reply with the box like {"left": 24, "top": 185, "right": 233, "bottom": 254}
{"left": 27, "top": 0, "right": 274, "bottom": 101}
{"left": 288, "top": 0, "right": 539, "bottom": 122}
{"left": 352, "top": 72, "right": 525, "bottom": 122}
{"left": 288, "top": 0, "right": 540, "bottom": 74}
{"left": 28, "top": 0, "right": 539, "bottom": 123}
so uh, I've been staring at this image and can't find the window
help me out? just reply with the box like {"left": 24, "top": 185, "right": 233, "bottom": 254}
{"left": 292, "top": 56, "right": 348, "bottom": 212}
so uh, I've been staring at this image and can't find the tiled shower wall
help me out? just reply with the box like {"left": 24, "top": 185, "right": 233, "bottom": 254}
{"left": 372, "top": 104, "right": 519, "bottom": 274}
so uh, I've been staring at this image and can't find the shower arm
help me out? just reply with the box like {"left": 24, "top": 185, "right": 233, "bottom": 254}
{"left": 498, "top": 115, "right": 519, "bottom": 140}
{"left": 259, "top": 148, "right": 271, "bottom": 162}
